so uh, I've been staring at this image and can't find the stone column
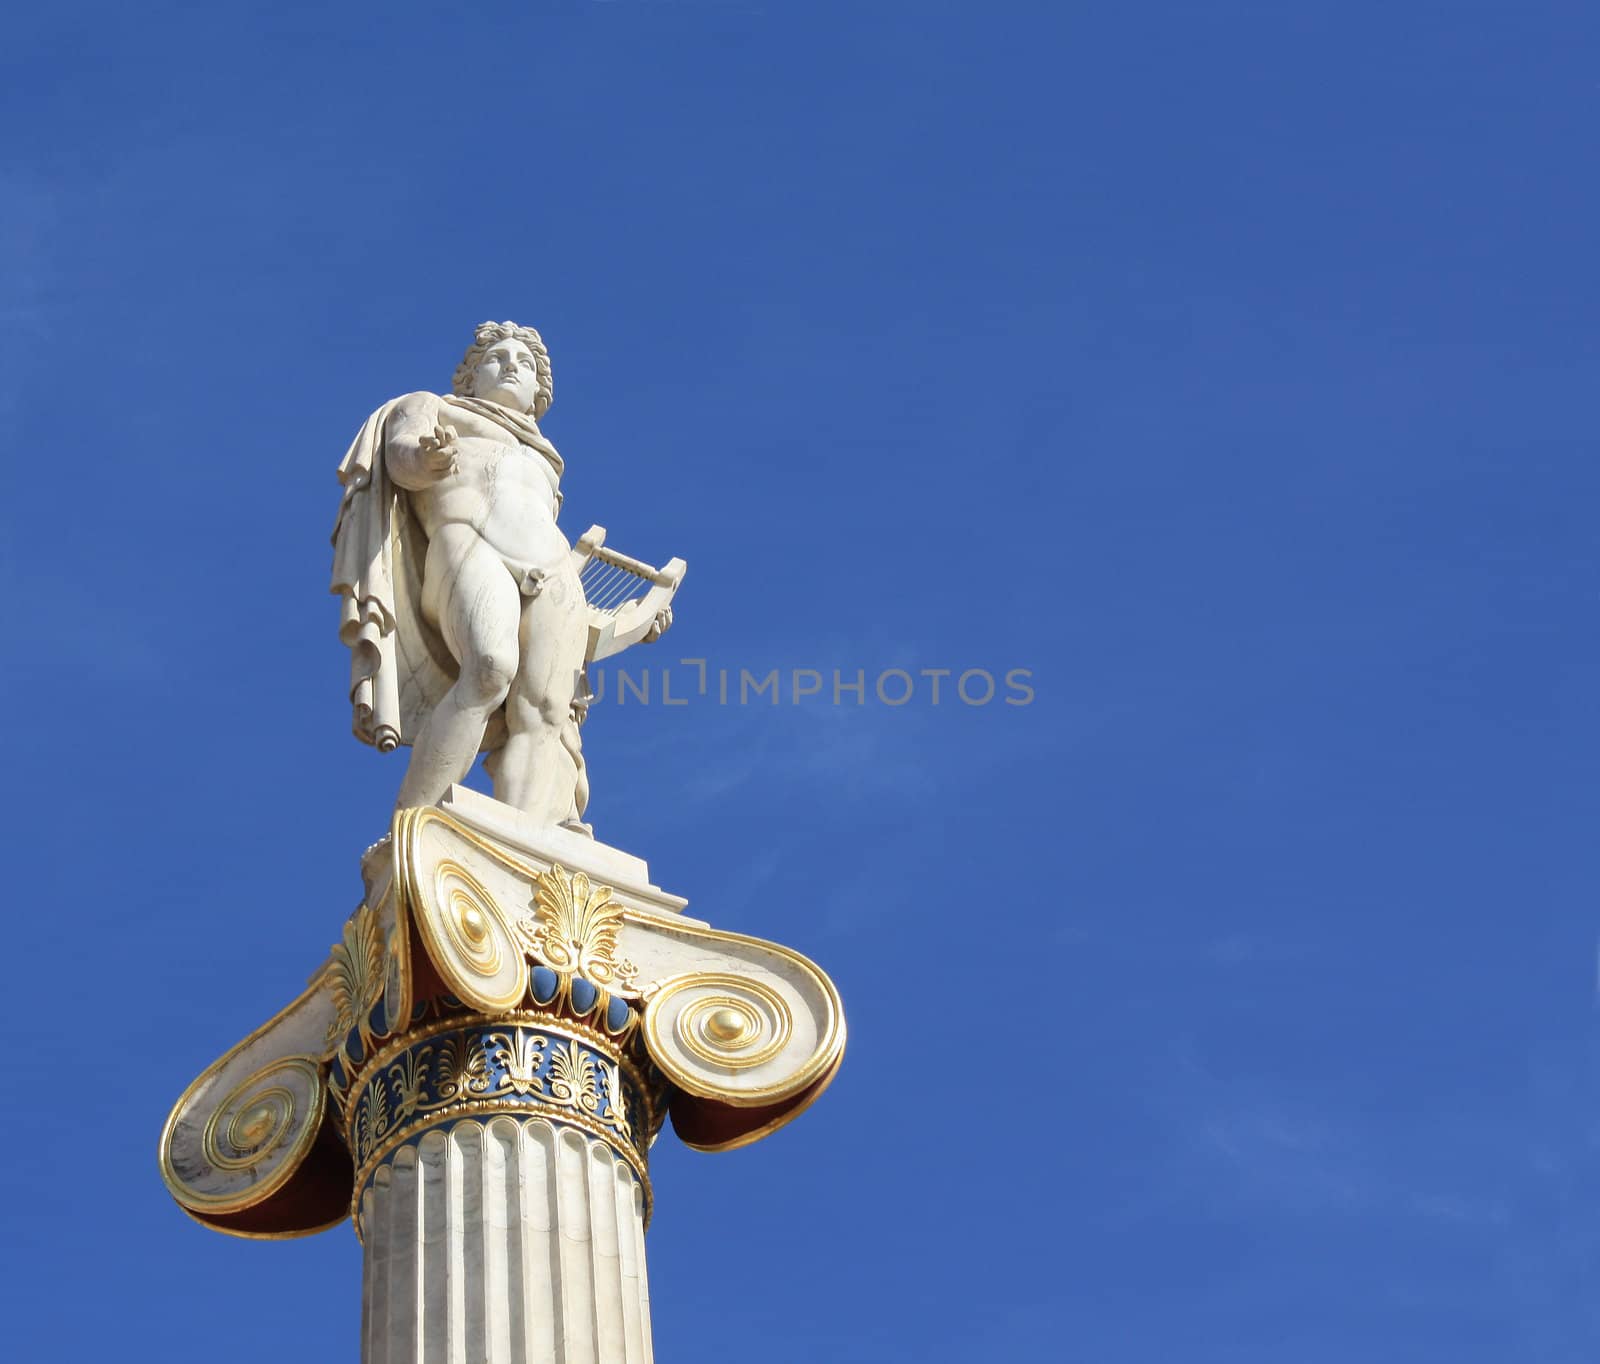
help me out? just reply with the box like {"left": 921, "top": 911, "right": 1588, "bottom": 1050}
{"left": 343, "top": 1016, "right": 657, "bottom": 1364}
{"left": 360, "top": 1119, "right": 650, "bottom": 1364}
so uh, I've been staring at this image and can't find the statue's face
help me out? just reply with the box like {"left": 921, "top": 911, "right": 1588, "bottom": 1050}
{"left": 472, "top": 338, "right": 541, "bottom": 413}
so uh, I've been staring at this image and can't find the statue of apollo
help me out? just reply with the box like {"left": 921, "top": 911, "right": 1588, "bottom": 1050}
{"left": 331, "top": 321, "right": 682, "bottom": 831}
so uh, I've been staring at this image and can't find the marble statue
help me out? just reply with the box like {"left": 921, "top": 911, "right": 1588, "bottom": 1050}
{"left": 332, "top": 322, "right": 682, "bottom": 831}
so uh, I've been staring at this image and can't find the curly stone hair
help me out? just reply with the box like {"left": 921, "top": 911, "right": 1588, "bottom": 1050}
{"left": 452, "top": 320, "right": 554, "bottom": 418}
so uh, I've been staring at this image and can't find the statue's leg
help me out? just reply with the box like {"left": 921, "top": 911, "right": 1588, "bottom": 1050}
{"left": 497, "top": 560, "right": 589, "bottom": 825}
{"left": 395, "top": 528, "right": 520, "bottom": 810}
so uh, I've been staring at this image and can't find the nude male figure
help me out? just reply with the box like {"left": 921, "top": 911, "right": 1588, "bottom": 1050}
{"left": 387, "top": 332, "right": 589, "bottom": 826}
{"left": 333, "top": 322, "right": 592, "bottom": 829}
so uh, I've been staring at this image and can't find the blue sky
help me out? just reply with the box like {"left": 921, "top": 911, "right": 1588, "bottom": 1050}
{"left": 3, "top": 2, "right": 1597, "bottom": 1359}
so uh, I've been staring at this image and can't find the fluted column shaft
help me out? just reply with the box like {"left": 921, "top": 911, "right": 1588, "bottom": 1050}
{"left": 360, "top": 1116, "right": 652, "bottom": 1364}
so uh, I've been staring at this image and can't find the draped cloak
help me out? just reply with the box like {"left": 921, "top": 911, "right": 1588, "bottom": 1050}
{"left": 330, "top": 393, "right": 568, "bottom": 759}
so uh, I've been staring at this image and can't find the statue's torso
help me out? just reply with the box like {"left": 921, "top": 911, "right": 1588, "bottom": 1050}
{"left": 404, "top": 396, "right": 568, "bottom": 570}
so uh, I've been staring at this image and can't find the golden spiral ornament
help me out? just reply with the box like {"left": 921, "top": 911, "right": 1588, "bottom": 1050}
{"left": 645, "top": 972, "right": 800, "bottom": 1102}
{"left": 201, "top": 1061, "right": 314, "bottom": 1172}
{"left": 440, "top": 876, "right": 502, "bottom": 975}
{"left": 417, "top": 860, "right": 525, "bottom": 1010}
{"left": 178, "top": 1055, "right": 323, "bottom": 1195}
{"left": 676, "top": 988, "right": 790, "bottom": 1069}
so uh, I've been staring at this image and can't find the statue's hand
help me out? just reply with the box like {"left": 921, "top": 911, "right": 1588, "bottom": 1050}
{"left": 418, "top": 423, "right": 460, "bottom": 477}
{"left": 644, "top": 605, "right": 673, "bottom": 643}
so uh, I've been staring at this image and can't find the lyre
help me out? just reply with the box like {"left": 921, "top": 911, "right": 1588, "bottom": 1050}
{"left": 570, "top": 526, "right": 686, "bottom": 662}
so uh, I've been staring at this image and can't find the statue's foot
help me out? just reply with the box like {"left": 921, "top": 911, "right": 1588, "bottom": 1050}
{"left": 559, "top": 818, "right": 594, "bottom": 839}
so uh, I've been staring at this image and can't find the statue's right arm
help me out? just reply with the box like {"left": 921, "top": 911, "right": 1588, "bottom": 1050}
{"left": 384, "top": 393, "right": 453, "bottom": 490}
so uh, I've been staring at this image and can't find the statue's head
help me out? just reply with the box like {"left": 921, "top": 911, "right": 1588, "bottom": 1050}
{"left": 452, "top": 321, "right": 553, "bottom": 418}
